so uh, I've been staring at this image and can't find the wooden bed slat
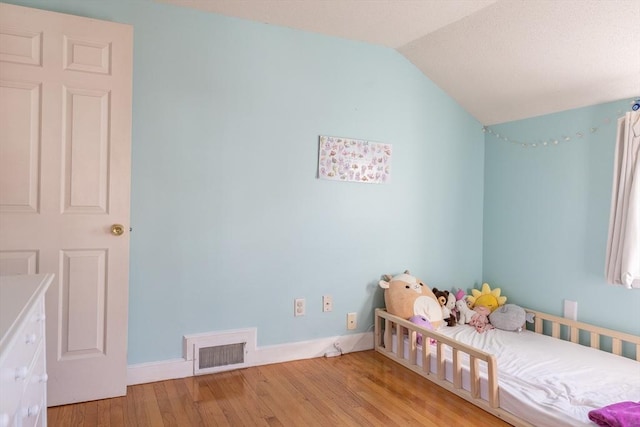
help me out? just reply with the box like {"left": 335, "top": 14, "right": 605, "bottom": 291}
{"left": 612, "top": 338, "right": 621, "bottom": 356}
{"left": 384, "top": 318, "right": 391, "bottom": 353}
{"left": 397, "top": 324, "right": 405, "bottom": 359}
{"left": 453, "top": 349, "right": 462, "bottom": 389}
{"left": 534, "top": 316, "right": 543, "bottom": 334}
{"left": 436, "top": 342, "right": 445, "bottom": 381}
{"left": 487, "top": 356, "right": 499, "bottom": 408}
{"left": 409, "top": 331, "right": 418, "bottom": 365}
{"left": 570, "top": 326, "right": 579, "bottom": 343}
{"left": 551, "top": 322, "right": 560, "bottom": 339}
{"left": 422, "top": 344, "right": 430, "bottom": 374}
{"left": 374, "top": 311, "right": 381, "bottom": 347}
{"left": 591, "top": 331, "right": 600, "bottom": 349}
{"left": 470, "top": 357, "right": 480, "bottom": 399}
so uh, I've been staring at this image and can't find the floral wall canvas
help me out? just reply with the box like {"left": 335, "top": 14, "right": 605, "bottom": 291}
{"left": 317, "top": 135, "right": 392, "bottom": 184}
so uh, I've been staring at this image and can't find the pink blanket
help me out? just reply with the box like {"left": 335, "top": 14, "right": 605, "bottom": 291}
{"left": 588, "top": 401, "right": 640, "bottom": 427}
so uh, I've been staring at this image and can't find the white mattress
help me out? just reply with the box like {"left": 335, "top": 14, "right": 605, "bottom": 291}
{"left": 392, "top": 325, "right": 640, "bottom": 427}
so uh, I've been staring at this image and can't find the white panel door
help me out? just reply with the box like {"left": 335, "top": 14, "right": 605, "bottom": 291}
{"left": 0, "top": 3, "right": 133, "bottom": 406}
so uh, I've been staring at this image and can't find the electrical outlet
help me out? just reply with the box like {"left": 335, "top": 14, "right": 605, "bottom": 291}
{"left": 347, "top": 312, "right": 357, "bottom": 330}
{"left": 322, "top": 295, "right": 333, "bottom": 312}
{"left": 294, "top": 298, "right": 305, "bottom": 316}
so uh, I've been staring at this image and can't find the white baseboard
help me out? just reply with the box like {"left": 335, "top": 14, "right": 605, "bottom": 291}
{"left": 127, "top": 331, "right": 374, "bottom": 386}
{"left": 127, "top": 358, "right": 192, "bottom": 386}
{"left": 252, "top": 331, "right": 374, "bottom": 366}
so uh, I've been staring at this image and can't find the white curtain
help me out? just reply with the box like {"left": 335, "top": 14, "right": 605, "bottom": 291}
{"left": 605, "top": 111, "right": 640, "bottom": 289}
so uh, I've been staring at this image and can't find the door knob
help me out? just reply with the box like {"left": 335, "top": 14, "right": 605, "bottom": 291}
{"left": 111, "top": 224, "right": 125, "bottom": 236}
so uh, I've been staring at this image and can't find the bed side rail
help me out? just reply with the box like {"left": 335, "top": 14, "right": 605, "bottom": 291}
{"left": 374, "top": 308, "right": 499, "bottom": 408}
{"left": 524, "top": 308, "right": 640, "bottom": 361}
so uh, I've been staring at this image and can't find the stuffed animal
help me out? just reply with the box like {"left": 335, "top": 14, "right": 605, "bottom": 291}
{"left": 489, "top": 304, "right": 535, "bottom": 332}
{"left": 455, "top": 299, "right": 475, "bottom": 325}
{"left": 469, "top": 306, "right": 494, "bottom": 333}
{"left": 467, "top": 283, "right": 507, "bottom": 312}
{"left": 379, "top": 271, "right": 444, "bottom": 328}
{"left": 432, "top": 288, "right": 456, "bottom": 326}
{"left": 432, "top": 288, "right": 447, "bottom": 308}
{"left": 408, "top": 315, "right": 435, "bottom": 345}
{"left": 453, "top": 288, "right": 466, "bottom": 303}
{"left": 444, "top": 292, "right": 456, "bottom": 325}
{"left": 450, "top": 288, "right": 467, "bottom": 321}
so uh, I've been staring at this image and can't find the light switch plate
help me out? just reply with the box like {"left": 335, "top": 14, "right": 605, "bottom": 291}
{"left": 563, "top": 300, "right": 577, "bottom": 321}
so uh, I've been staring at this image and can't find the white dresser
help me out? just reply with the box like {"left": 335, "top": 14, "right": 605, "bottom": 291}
{"left": 0, "top": 274, "right": 53, "bottom": 427}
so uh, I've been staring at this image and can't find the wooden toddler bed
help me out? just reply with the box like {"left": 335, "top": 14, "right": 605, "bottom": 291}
{"left": 374, "top": 308, "right": 640, "bottom": 427}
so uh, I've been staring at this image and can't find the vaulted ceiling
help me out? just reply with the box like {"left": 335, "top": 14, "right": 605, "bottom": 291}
{"left": 158, "top": 0, "right": 640, "bottom": 125}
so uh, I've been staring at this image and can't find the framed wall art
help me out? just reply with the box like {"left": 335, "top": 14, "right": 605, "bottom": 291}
{"left": 317, "top": 135, "right": 392, "bottom": 184}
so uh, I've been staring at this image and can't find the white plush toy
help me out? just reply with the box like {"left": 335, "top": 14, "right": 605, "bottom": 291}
{"left": 456, "top": 299, "right": 476, "bottom": 325}
{"left": 444, "top": 292, "right": 456, "bottom": 317}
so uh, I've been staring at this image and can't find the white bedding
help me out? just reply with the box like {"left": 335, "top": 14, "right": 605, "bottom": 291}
{"left": 393, "top": 325, "right": 640, "bottom": 426}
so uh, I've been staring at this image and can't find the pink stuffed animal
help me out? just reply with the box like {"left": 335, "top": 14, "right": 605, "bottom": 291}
{"left": 469, "top": 306, "right": 494, "bottom": 333}
{"left": 451, "top": 289, "right": 467, "bottom": 322}
{"left": 408, "top": 315, "right": 436, "bottom": 345}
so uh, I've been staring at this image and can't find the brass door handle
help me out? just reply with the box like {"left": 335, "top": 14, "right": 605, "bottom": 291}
{"left": 111, "top": 224, "right": 125, "bottom": 236}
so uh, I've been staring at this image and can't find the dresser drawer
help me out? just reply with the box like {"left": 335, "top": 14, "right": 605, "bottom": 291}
{"left": 0, "top": 274, "right": 52, "bottom": 427}
{"left": 0, "top": 299, "right": 44, "bottom": 366}
{"left": 0, "top": 314, "right": 44, "bottom": 419}
{"left": 19, "top": 344, "right": 46, "bottom": 427}
{"left": 0, "top": 361, "right": 22, "bottom": 422}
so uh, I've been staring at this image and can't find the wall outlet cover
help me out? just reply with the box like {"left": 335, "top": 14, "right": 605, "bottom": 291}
{"left": 347, "top": 312, "right": 357, "bottom": 330}
{"left": 322, "top": 295, "right": 333, "bottom": 312}
{"left": 294, "top": 298, "right": 305, "bottom": 317}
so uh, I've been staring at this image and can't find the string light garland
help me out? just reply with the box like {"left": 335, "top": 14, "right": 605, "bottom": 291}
{"left": 483, "top": 98, "right": 639, "bottom": 149}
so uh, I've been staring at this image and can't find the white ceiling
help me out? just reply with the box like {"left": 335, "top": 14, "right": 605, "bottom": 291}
{"left": 158, "top": 0, "right": 640, "bottom": 125}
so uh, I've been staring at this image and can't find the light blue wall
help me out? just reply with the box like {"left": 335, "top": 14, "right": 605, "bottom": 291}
{"left": 6, "top": 0, "right": 485, "bottom": 363}
{"left": 484, "top": 100, "right": 640, "bottom": 336}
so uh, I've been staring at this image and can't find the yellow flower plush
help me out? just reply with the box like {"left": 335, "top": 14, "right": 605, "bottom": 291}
{"left": 467, "top": 283, "right": 507, "bottom": 312}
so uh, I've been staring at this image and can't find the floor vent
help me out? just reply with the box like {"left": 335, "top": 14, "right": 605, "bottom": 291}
{"left": 199, "top": 343, "right": 245, "bottom": 370}
{"left": 184, "top": 328, "right": 255, "bottom": 375}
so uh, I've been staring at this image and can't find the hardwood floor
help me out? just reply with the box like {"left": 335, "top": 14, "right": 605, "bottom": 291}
{"left": 48, "top": 350, "right": 511, "bottom": 426}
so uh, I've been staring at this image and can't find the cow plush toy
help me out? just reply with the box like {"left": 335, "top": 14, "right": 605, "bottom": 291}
{"left": 378, "top": 271, "right": 444, "bottom": 328}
